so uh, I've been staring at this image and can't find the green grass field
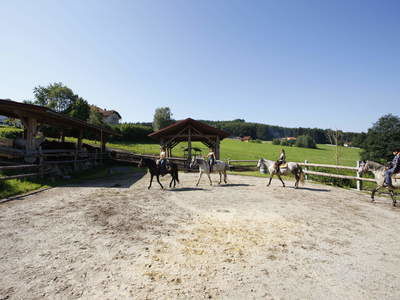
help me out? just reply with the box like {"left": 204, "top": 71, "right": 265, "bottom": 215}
{"left": 100, "top": 138, "right": 361, "bottom": 167}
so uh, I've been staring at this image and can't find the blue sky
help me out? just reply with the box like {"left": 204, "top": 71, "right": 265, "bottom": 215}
{"left": 1, "top": 0, "right": 399, "bottom": 132}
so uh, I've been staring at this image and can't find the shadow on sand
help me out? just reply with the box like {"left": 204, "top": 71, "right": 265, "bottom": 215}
{"left": 289, "top": 186, "right": 330, "bottom": 192}
{"left": 217, "top": 183, "right": 252, "bottom": 187}
{"left": 0, "top": 172, "right": 146, "bottom": 204}
{"left": 169, "top": 187, "right": 205, "bottom": 192}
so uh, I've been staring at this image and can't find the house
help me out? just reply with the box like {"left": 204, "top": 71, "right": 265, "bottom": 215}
{"left": 91, "top": 106, "right": 122, "bottom": 125}
{"left": 286, "top": 137, "right": 297, "bottom": 141}
{"left": 241, "top": 136, "right": 252, "bottom": 142}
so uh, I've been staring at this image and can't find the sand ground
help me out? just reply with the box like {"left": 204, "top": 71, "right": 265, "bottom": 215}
{"left": 1, "top": 171, "right": 400, "bottom": 299}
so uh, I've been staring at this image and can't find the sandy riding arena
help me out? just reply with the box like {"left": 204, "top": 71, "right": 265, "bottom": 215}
{"left": 1, "top": 171, "right": 400, "bottom": 299}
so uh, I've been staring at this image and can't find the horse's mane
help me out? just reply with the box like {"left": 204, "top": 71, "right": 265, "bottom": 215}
{"left": 367, "top": 160, "right": 385, "bottom": 170}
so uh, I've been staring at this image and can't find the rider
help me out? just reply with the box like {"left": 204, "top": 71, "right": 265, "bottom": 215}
{"left": 157, "top": 147, "right": 168, "bottom": 173}
{"left": 384, "top": 149, "right": 400, "bottom": 188}
{"left": 275, "top": 149, "right": 286, "bottom": 173}
{"left": 207, "top": 148, "right": 216, "bottom": 172}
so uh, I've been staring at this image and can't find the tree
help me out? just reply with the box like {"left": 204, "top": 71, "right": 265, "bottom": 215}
{"left": 361, "top": 114, "right": 400, "bottom": 163}
{"left": 88, "top": 109, "right": 105, "bottom": 126}
{"left": 33, "top": 82, "right": 78, "bottom": 113}
{"left": 153, "top": 107, "right": 174, "bottom": 131}
{"left": 67, "top": 97, "right": 90, "bottom": 121}
{"left": 295, "top": 135, "right": 316, "bottom": 149}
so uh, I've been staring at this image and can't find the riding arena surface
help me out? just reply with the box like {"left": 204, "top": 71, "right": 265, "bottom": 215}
{"left": 1, "top": 171, "right": 400, "bottom": 299}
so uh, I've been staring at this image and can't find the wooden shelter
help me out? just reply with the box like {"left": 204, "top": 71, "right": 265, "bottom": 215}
{"left": 0, "top": 99, "right": 117, "bottom": 154}
{"left": 148, "top": 118, "right": 230, "bottom": 159}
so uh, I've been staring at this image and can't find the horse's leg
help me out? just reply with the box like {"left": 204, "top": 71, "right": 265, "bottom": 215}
{"left": 294, "top": 172, "right": 299, "bottom": 189}
{"left": 196, "top": 171, "right": 203, "bottom": 186}
{"left": 219, "top": 172, "right": 222, "bottom": 184}
{"left": 390, "top": 189, "right": 396, "bottom": 207}
{"left": 169, "top": 176, "right": 173, "bottom": 188}
{"left": 148, "top": 174, "right": 154, "bottom": 189}
{"left": 156, "top": 175, "right": 164, "bottom": 189}
{"left": 207, "top": 173, "right": 212, "bottom": 186}
{"left": 371, "top": 185, "right": 382, "bottom": 202}
{"left": 267, "top": 174, "right": 274, "bottom": 186}
{"left": 277, "top": 174, "right": 285, "bottom": 187}
{"left": 224, "top": 170, "right": 227, "bottom": 184}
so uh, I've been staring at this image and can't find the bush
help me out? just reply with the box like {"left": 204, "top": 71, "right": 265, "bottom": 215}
{"left": 307, "top": 167, "right": 354, "bottom": 188}
{"left": 110, "top": 123, "right": 153, "bottom": 142}
{"left": 295, "top": 135, "right": 316, "bottom": 149}
{"left": 0, "top": 127, "right": 23, "bottom": 139}
{"left": 249, "top": 139, "right": 262, "bottom": 143}
{"left": 272, "top": 138, "right": 281, "bottom": 145}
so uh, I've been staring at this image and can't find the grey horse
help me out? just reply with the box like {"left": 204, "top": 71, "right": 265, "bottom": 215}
{"left": 257, "top": 158, "right": 304, "bottom": 188}
{"left": 358, "top": 160, "right": 399, "bottom": 206}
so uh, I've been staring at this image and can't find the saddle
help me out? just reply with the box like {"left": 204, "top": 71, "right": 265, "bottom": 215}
{"left": 279, "top": 163, "right": 288, "bottom": 169}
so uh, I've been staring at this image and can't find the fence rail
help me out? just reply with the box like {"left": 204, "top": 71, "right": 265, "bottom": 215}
{"left": 227, "top": 159, "right": 373, "bottom": 190}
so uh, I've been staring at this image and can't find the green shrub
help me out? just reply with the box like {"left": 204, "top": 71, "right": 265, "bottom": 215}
{"left": 272, "top": 138, "right": 281, "bottom": 145}
{"left": 307, "top": 167, "right": 354, "bottom": 188}
{"left": 111, "top": 123, "right": 153, "bottom": 142}
{"left": 0, "top": 127, "right": 23, "bottom": 139}
{"left": 250, "top": 139, "right": 262, "bottom": 143}
{"left": 295, "top": 135, "right": 316, "bottom": 149}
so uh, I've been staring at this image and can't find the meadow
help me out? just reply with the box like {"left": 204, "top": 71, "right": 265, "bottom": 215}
{"left": 101, "top": 138, "right": 361, "bottom": 167}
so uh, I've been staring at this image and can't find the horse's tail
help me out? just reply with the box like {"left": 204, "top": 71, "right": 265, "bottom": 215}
{"left": 299, "top": 166, "right": 305, "bottom": 185}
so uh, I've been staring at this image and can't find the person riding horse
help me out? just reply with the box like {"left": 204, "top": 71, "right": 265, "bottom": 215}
{"left": 207, "top": 148, "right": 216, "bottom": 172}
{"left": 384, "top": 149, "right": 400, "bottom": 188}
{"left": 156, "top": 147, "right": 170, "bottom": 175}
{"left": 275, "top": 149, "right": 286, "bottom": 173}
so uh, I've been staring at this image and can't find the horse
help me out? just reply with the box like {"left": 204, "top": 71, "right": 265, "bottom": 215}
{"left": 189, "top": 156, "right": 228, "bottom": 186}
{"left": 256, "top": 158, "right": 304, "bottom": 188}
{"left": 138, "top": 158, "right": 179, "bottom": 189}
{"left": 358, "top": 160, "right": 399, "bottom": 206}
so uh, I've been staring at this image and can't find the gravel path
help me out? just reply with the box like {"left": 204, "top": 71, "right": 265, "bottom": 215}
{"left": 1, "top": 172, "right": 399, "bottom": 299}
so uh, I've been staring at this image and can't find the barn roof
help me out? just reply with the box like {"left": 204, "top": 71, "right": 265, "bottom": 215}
{"left": 148, "top": 118, "right": 230, "bottom": 141}
{"left": 0, "top": 99, "right": 117, "bottom": 136}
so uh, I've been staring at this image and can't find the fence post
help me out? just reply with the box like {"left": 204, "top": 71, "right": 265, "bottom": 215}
{"left": 39, "top": 151, "right": 44, "bottom": 179}
{"left": 356, "top": 160, "right": 362, "bottom": 191}
{"left": 304, "top": 160, "right": 308, "bottom": 180}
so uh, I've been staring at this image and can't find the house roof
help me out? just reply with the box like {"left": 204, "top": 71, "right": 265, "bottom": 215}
{"left": 148, "top": 118, "right": 230, "bottom": 141}
{"left": 0, "top": 99, "right": 118, "bottom": 136}
{"left": 91, "top": 105, "right": 122, "bottom": 119}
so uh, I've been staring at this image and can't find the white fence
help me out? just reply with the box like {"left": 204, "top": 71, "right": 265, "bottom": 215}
{"left": 227, "top": 159, "right": 375, "bottom": 191}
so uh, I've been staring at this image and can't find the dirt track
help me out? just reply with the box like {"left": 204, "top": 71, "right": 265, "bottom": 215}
{"left": 1, "top": 171, "right": 400, "bottom": 299}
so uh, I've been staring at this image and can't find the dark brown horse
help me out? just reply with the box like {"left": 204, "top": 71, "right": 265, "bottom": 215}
{"left": 138, "top": 158, "right": 179, "bottom": 189}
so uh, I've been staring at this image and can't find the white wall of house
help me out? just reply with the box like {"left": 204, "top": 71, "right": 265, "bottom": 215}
{"left": 0, "top": 115, "right": 6, "bottom": 124}
{"left": 103, "top": 113, "right": 121, "bottom": 125}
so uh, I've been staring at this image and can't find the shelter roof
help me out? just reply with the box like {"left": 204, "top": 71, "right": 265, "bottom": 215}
{"left": 0, "top": 99, "right": 117, "bottom": 136}
{"left": 148, "top": 118, "right": 230, "bottom": 141}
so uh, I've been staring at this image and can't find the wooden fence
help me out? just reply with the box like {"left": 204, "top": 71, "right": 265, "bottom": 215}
{"left": 0, "top": 149, "right": 110, "bottom": 181}
{"left": 227, "top": 159, "right": 375, "bottom": 191}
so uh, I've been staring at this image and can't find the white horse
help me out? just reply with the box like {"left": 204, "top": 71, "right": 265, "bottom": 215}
{"left": 257, "top": 158, "right": 304, "bottom": 188}
{"left": 190, "top": 157, "right": 228, "bottom": 186}
{"left": 358, "top": 160, "right": 399, "bottom": 206}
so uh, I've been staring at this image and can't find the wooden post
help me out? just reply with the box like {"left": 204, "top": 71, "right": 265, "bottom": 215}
{"left": 77, "top": 129, "right": 83, "bottom": 151}
{"left": 22, "top": 117, "right": 38, "bottom": 152}
{"left": 39, "top": 149, "right": 44, "bottom": 178}
{"left": 188, "top": 127, "right": 192, "bottom": 160}
{"left": 356, "top": 160, "right": 362, "bottom": 191}
{"left": 304, "top": 160, "right": 308, "bottom": 180}
{"left": 100, "top": 131, "right": 107, "bottom": 163}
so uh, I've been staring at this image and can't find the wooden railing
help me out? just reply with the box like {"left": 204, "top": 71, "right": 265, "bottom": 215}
{"left": 0, "top": 150, "right": 111, "bottom": 181}
{"left": 227, "top": 159, "right": 375, "bottom": 191}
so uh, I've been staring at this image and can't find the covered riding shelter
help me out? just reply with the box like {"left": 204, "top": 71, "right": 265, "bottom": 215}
{"left": 148, "top": 118, "right": 230, "bottom": 159}
{"left": 0, "top": 99, "right": 117, "bottom": 155}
